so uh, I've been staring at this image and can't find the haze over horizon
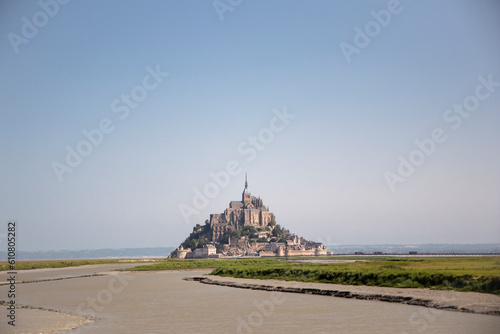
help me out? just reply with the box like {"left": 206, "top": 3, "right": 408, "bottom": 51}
{"left": 1, "top": 1, "right": 499, "bottom": 251}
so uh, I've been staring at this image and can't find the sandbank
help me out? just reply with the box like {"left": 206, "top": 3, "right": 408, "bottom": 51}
{"left": 192, "top": 275, "right": 500, "bottom": 316}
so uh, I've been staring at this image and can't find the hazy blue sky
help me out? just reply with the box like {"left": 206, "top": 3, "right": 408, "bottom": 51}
{"left": 1, "top": 0, "right": 499, "bottom": 251}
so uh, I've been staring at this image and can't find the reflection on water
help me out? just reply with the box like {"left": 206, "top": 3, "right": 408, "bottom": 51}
{"left": 7, "top": 271, "right": 500, "bottom": 333}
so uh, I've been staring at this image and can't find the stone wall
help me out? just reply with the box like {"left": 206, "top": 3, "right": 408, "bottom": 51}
{"left": 285, "top": 249, "right": 316, "bottom": 257}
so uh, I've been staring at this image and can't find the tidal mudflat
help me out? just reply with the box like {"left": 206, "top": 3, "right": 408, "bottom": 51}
{"left": 1, "top": 264, "right": 499, "bottom": 333}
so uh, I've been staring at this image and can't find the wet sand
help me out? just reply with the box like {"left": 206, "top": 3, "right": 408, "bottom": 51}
{"left": 0, "top": 305, "right": 92, "bottom": 334}
{"left": 1, "top": 264, "right": 499, "bottom": 333}
{"left": 200, "top": 275, "right": 500, "bottom": 315}
{"left": 0, "top": 263, "right": 142, "bottom": 334}
{"left": 0, "top": 263, "right": 151, "bottom": 284}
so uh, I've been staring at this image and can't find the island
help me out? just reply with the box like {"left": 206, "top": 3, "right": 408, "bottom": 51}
{"left": 170, "top": 174, "right": 331, "bottom": 258}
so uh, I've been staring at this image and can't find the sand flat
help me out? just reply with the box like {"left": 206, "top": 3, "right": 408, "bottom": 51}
{"left": 1, "top": 265, "right": 499, "bottom": 333}
{"left": 0, "top": 306, "right": 91, "bottom": 334}
{"left": 204, "top": 274, "right": 500, "bottom": 315}
{"left": 0, "top": 263, "right": 151, "bottom": 284}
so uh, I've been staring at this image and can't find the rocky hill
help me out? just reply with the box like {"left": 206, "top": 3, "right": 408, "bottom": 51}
{"left": 170, "top": 176, "right": 329, "bottom": 258}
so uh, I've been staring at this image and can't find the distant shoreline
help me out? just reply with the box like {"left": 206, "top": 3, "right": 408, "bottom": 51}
{"left": 2, "top": 254, "right": 499, "bottom": 272}
{"left": 1, "top": 243, "right": 498, "bottom": 261}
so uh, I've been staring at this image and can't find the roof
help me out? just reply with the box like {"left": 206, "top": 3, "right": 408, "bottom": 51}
{"left": 230, "top": 201, "right": 243, "bottom": 208}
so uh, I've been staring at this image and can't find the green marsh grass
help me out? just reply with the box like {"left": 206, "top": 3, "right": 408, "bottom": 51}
{"left": 133, "top": 256, "right": 500, "bottom": 295}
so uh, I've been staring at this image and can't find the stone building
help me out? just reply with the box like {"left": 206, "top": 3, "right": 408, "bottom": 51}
{"left": 202, "top": 244, "right": 216, "bottom": 257}
{"left": 173, "top": 246, "right": 189, "bottom": 259}
{"left": 171, "top": 244, "right": 218, "bottom": 259}
{"left": 210, "top": 174, "right": 275, "bottom": 242}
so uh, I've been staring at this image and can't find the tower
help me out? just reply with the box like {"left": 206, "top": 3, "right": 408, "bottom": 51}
{"left": 242, "top": 173, "right": 251, "bottom": 204}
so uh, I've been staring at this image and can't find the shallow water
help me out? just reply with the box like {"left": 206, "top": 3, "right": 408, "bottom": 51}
{"left": 1, "top": 269, "right": 499, "bottom": 333}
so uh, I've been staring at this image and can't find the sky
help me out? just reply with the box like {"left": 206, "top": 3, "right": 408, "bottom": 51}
{"left": 0, "top": 0, "right": 499, "bottom": 251}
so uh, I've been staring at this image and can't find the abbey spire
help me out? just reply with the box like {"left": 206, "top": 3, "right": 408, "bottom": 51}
{"left": 242, "top": 172, "right": 251, "bottom": 203}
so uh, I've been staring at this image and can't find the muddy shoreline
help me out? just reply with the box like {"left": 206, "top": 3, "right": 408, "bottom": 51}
{"left": 187, "top": 276, "right": 500, "bottom": 316}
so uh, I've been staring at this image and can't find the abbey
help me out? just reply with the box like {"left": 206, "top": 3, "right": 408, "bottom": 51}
{"left": 210, "top": 174, "right": 275, "bottom": 242}
{"left": 170, "top": 174, "right": 330, "bottom": 259}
